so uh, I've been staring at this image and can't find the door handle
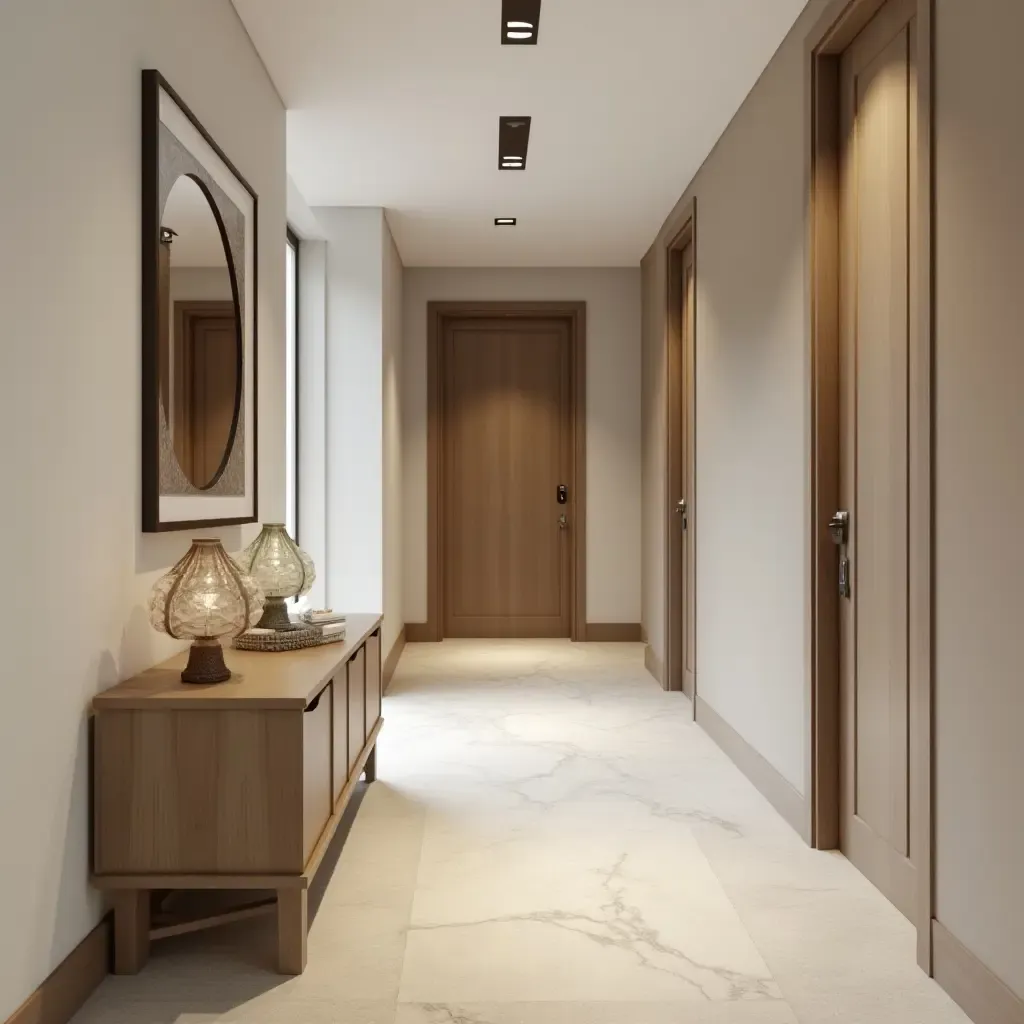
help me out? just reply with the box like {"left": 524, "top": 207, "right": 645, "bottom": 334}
{"left": 829, "top": 510, "right": 851, "bottom": 598}
{"left": 558, "top": 513, "right": 568, "bottom": 530}
{"left": 676, "top": 499, "right": 688, "bottom": 529}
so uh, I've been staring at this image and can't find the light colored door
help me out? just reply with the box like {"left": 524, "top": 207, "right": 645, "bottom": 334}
{"left": 443, "top": 318, "right": 572, "bottom": 638}
{"left": 837, "top": 0, "right": 918, "bottom": 918}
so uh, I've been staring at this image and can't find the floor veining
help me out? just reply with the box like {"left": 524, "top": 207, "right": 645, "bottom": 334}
{"left": 74, "top": 640, "right": 969, "bottom": 1023}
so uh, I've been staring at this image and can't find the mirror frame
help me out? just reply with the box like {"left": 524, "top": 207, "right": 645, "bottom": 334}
{"left": 141, "top": 70, "right": 258, "bottom": 532}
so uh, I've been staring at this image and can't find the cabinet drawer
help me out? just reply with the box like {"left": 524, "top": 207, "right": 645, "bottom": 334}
{"left": 347, "top": 647, "right": 366, "bottom": 773}
{"left": 302, "top": 685, "right": 332, "bottom": 865}
{"left": 365, "top": 631, "right": 381, "bottom": 737}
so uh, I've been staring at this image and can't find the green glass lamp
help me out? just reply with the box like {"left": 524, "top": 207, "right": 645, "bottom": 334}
{"left": 234, "top": 524, "right": 316, "bottom": 631}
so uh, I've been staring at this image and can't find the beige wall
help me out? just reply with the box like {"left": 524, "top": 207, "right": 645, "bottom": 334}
{"left": 0, "top": 0, "right": 285, "bottom": 1018}
{"left": 933, "top": 0, "right": 1024, "bottom": 998}
{"left": 403, "top": 268, "right": 642, "bottom": 626}
{"left": 643, "top": 0, "right": 1024, "bottom": 1003}
{"left": 641, "top": 0, "right": 828, "bottom": 795}
{"left": 382, "top": 219, "right": 405, "bottom": 655}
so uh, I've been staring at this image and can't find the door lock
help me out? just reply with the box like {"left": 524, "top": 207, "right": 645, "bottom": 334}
{"left": 676, "top": 499, "right": 688, "bottom": 529}
{"left": 829, "top": 510, "right": 851, "bottom": 598}
{"left": 557, "top": 484, "right": 568, "bottom": 505}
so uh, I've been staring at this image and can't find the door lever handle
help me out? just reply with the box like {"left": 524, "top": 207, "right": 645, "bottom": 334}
{"left": 558, "top": 513, "right": 568, "bottom": 530}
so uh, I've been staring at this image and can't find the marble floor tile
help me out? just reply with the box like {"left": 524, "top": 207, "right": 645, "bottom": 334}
{"left": 73, "top": 640, "right": 968, "bottom": 1024}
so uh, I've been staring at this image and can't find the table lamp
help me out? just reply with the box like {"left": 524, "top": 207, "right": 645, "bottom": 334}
{"left": 233, "top": 523, "right": 315, "bottom": 631}
{"left": 149, "top": 539, "right": 265, "bottom": 684}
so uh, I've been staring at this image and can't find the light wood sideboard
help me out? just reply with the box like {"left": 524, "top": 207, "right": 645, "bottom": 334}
{"left": 91, "top": 613, "right": 383, "bottom": 975}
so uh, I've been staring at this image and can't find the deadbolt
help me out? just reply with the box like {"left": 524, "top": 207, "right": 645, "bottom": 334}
{"left": 828, "top": 510, "right": 849, "bottom": 547}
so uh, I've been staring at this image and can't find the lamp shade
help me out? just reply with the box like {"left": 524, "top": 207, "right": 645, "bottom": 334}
{"left": 234, "top": 524, "right": 315, "bottom": 630}
{"left": 149, "top": 539, "right": 264, "bottom": 683}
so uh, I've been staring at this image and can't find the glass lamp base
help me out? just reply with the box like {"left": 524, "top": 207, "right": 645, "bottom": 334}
{"left": 181, "top": 640, "right": 231, "bottom": 684}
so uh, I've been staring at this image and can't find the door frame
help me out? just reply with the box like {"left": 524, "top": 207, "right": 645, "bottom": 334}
{"left": 806, "top": 0, "right": 934, "bottom": 969}
{"left": 425, "top": 301, "right": 587, "bottom": 642}
{"left": 663, "top": 199, "right": 697, "bottom": 704}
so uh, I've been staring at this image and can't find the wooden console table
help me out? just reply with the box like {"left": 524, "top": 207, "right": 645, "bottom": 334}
{"left": 91, "top": 613, "right": 383, "bottom": 975}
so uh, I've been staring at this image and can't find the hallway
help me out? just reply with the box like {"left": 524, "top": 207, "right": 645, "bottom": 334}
{"left": 75, "top": 642, "right": 968, "bottom": 1023}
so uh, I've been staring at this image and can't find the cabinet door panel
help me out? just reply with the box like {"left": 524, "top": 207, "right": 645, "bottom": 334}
{"left": 365, "top": 632, "right": 381, "bottom": 737}
{"left": 347, "top": 648, "right": 366, "bottom": 774}
{"left": 331, "top": 670, "right": 348, "bottom": 805}
{"left": 302, "top": 686, "right": 332, "bottom": 865}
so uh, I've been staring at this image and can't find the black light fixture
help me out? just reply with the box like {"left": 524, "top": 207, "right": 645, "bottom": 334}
{"left": 499, "top": 116, "right": 531, "bottom": 170}
{"left": 494, "top": 217, "right": 517, "bottom": 226}
{"left": 501, "top": 0, "right": 541, "bottom": 44}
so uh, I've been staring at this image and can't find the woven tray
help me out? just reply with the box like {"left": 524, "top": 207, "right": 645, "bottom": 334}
{"left": 233, "top": 625, "right": 347, "bottom": 653}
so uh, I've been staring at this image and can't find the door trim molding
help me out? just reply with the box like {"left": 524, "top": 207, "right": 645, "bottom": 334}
{"left": 806, "top": 0, "right": 934, "bottom": 970}
{"left": 425, "top": 301, "right": 587, "bottom": 642}
{"left": 663, "top": 199, "right": 697, "bottom": 703}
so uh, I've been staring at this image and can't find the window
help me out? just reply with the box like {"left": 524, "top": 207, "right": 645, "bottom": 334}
{"left": 285, "top": 229, "right": 299, "bottom": 542}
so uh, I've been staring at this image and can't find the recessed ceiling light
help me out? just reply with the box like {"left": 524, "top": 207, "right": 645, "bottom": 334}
{"left": 501, "top": 0, "right": 541, "bottom": 45}
{"left": 498, "top": 115, "right": 531, "bottom": 170}
{"left": 495, "top": 217, "right": 517, "bottom": 226}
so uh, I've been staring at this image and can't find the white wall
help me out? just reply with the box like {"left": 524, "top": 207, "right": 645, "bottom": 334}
{"left": 312, "top": 207, "right": 404, "bottom": 650}
{"left": 0, "top": 0, "right": 285, "bottom": 1018}
{"left": 382, "top": 219, "right": 405, "bottom": 654}
{"left": 317, "top": 207, "right": 386, "bottom": 615}
{"left": 297, "top": 239, "right": 329, "bottom": 610}
{"left": 402, "top": 268, "right": 642, "bottom": 626}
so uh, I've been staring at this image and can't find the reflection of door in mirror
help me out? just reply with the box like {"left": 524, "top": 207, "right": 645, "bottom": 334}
{"left": 160, "top": 174, "right": 240, "bottom": 490}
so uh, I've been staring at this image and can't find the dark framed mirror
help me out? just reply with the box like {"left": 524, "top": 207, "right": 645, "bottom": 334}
{"left": 141, "top": 70, "right": 258, "bottom": 532}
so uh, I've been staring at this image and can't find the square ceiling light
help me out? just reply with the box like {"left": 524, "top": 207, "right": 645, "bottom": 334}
{"left": 498, "top": 116, "right": 531, "bottom": 170}
{"left": 502, "top": 0, "right": 541, "bottom": 44}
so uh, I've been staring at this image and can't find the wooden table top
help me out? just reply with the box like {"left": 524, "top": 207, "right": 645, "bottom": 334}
{"left": 92, "top": 613, "right": 382, "bottom": 711}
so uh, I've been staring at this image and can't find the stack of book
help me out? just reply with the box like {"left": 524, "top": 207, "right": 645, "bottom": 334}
{"left": 300, "top": 609, "right": 347, "bottom": 639}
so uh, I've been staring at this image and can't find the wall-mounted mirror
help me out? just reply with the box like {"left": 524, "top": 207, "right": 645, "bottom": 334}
{"left": 142, "top": 71, "right": 257, "bottom": 532}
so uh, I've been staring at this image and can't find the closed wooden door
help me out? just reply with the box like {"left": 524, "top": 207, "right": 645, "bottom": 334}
{"left": 837, "top": 0, "right": 918, "bottom": 918}
{"left": 173, "top": 300, "right": 237, "bottom": 487}
{"left": 667, "top": 239, "right": 697, "bottom": 698}
{"left": 443, "top": 318, "right": 572, "bottom": 637}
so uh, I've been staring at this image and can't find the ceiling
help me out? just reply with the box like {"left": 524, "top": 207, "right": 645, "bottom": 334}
{"left": 163, "top": 176, "right": 230, "bottom": 268}
{"left": 232, "top": 0, "right": 808, "bottom": 267}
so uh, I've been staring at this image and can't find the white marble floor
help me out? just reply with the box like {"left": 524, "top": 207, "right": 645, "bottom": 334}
{"left": 75, "top": 641, "right": 969, "bottom": 1024}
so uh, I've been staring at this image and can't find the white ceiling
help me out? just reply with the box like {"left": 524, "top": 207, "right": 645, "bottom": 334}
{"left": 233, "top": 0, "right": 808, "bottom": 267}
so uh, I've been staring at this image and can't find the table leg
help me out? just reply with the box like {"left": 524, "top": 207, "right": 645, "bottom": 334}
{"left": 277, "top": 888, "right": 307, "bottom": 975}
{"left": 364, "top": 744, "right": 377, "bottom": 783}
{"left": 111, "top": 890, "right": 150, "bottom": 974}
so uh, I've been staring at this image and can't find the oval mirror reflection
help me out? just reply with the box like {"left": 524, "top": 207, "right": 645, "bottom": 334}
{"left": 159, "top": 174, "right": 240, "bottom": 490}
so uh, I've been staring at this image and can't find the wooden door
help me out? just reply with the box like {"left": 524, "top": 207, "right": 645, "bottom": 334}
{"left": 666, "top": 233, "right": 696, "bottom": 698}
{"left": 443, "top": 318, "right": 572, "bottom": 637}
{"left": 173, "top": 300, "right": 237, "bottom": 487}
{"left": 837, "top": 0, "right": 918, "bottom": 918}
{"left": 681, "top": 244, "right": 697, "bottom": 699}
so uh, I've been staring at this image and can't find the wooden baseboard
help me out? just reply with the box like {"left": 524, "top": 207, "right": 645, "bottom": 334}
{"left": 644, "top": 644, "right": 663, "bottom": 684}
{"left": 5, "top": 917, "right": 110, "bottom": 1024}
{"left": 584, "top": 623, "right": 642, "bottom": 642}
{"left": 933, "top": 920, "right": 1024, "bottom": 1024}
{"left": 383, "top": 627, "right": 406, "bottom": 693}
{"left": 695, "top": 696, "right": 807, "bottom": 840}
{"left": 405, "top": 622, "right": 433, "bottom": 643}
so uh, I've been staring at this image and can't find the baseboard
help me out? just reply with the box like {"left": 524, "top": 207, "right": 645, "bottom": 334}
{"left": 644, "top": 644, "right": 663, "bottom": 684}
{"left": 5, "top": 916, "right": 110, "bottom": 1024}
{"left": 405, "top": 622, "right": 433, "bottom": 643}
{"left": 933, "top": 920, "right": 1024, "bottom": 1024}
{"left": 584, "top": 623, "right": 642, "bottom": 642}
{"left": 382, "top": 627, "right": 406, "bottom": 694}
{"left": 695, "top": 696, "right": 807, "bottom": 840}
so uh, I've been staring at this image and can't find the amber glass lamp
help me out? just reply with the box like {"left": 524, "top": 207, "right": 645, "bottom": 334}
{"left": 234, "top": 524, "right": 315, "bottom": 630}
{"left": 149, "top": 539, "right": 265, "bottom": 684}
